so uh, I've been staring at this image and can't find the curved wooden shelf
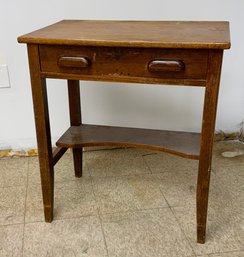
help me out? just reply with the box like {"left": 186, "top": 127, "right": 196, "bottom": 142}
{"left": 56, "top": 124, "right": 200, "bottom": 160}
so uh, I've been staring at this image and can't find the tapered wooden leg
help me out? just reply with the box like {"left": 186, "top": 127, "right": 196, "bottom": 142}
{"left": 27, "top": 44, "right": 54, "bottom": 222}
{"left": 197, "top": 50, "right": 223, "bottom": 243}
{"left": 72, "top": 148, "right": 83, "bottom": 177}
{"left": 68, "top": 80, "right": 83, "bottom": 177}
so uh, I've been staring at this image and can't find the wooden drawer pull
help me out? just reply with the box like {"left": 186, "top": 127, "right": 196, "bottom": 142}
{"left": 148, "top": 59, "right": 185, "bottom": 72}
{"left": 58, "top": 56, "right": 90, "bottom": 68}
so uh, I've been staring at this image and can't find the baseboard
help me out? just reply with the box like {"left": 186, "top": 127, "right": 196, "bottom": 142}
{"left": 0, "top": 148, "right": 39, "bottom": 158}
{"left": 0, "top": 146, "right": 119, "bottom": 158}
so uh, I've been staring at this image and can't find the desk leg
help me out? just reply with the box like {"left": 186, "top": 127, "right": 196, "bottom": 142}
{"left": 27, "top": 44, "right": 54, "bottom": 222}
{"left": 197, "top": 50, "right": 223, "bottom": 243}
{"left": 68, "top": 80, "right": 82, "bottom": 177}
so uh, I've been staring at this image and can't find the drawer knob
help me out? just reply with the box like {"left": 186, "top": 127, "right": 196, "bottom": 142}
{"left": 148, "top": 59, "right": 185, "bottom": 72}
{"left": 58, "top": 56, "right": 90, "bottom": 68}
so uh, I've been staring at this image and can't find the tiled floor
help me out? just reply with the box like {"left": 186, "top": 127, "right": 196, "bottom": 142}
{"left": 0, "top": 141, "right": 244, "bottom": 257}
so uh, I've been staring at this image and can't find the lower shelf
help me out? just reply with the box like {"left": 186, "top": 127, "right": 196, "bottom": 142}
{"left": 56, "top": 124, "right": 200, "bottom": 160}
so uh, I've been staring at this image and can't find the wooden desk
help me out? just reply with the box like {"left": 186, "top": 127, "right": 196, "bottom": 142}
{"left": 18, "top": 20, "right": 230, "bottom": 243}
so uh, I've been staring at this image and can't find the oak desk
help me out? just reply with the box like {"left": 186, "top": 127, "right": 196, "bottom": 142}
{"left": 18, "top": 20, "right": 230, "bottom": 243}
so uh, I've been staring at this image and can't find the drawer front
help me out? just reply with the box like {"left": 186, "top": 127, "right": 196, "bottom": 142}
{"left": 39, "top": 45, "right": 208, "bottom": 80}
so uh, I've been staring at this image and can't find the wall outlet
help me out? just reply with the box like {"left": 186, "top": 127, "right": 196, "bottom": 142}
{"left": 0, "top": 64, "right": 11, "bottom": 88}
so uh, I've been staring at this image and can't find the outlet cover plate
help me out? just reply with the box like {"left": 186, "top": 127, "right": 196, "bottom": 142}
{"left": 0, "top": 64, "right": 11, "bottom": 88}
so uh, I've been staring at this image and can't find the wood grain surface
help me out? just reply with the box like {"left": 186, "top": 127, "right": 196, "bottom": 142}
{"left": 39, "top": 45, "right": 208, "bottom": 82}
{"left": 18, "top": 20, "right": 230, "bottom": 49}
{"left": 56, "top": 124, "right": 200, "bottom": 160}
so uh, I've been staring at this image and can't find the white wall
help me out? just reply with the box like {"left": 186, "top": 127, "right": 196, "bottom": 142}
{"left": 0, "top": 0, "right": 244, "bottom": 150}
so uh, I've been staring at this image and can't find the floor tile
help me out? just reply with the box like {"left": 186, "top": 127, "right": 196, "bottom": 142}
{"left": 208, "top": 251, "right": 244, "bottom": 256}
{"left": 87, "top": 148, "right": 150, "bottom": 177}
{"left": 0, "top": 142, "right": 243, "bottom": 257}
{"left": 172, "top": 205, "right": 244, "bottom": 255}
{"left": 143, "top": 151, "right": 198, "bottom": 174}
{"left": 0, "top": 186, "right": 25, "bottom": 225}
{"left": 0, "top": 157, "right": 28, "bottom": 187}
{"left": 25, "top": 179, "right": 98, "bottom": 223}
{"left": 144, "top": 150, "right": 199, "bottom": 208}
{"left": 23, "top": 216, "right": 107, "bottom": 257}
{"left": 152, "top": 165, "right": 198, "bottom": 207}
{"left": 101, "top": 208, "right": 194, "bottom": 257}
{"left": 0, "top": 224, "right": 24, "bottom": 257}
{"left": 170, "top": 163, "right": 244, "bottom": 255}
{"left": 92, "top": 174, "right": 168, "bottom": 214}
{"left": 209, "top": 165, "right": 244, "bottom": 209}
{"left": 28, "top": 152, "right": 90, "bottom": 185}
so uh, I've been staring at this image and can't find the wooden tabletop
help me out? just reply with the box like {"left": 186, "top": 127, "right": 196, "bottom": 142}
{"left": 18, "top": 20, "right": 230, "bottom": 49}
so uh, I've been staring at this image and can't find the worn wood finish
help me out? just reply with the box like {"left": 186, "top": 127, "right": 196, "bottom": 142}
{"left": 27, "top": 44, "right": 54, "bottom": 222}
{"left": 68, "top": 80, "right": 82, "bottom": 177}
{"left": 56, "top": 124, "right": 201, "bottom": 160}
{"left": 39, "top": 45, "right": 208, "bottom": 85}
{"left": 41, "top": 72, "right": 207, "bottom": 87}
{"left": 18, "top": 20, "right": 230, "bottom": 49}
{"left": 19, "top": 20, "right": 230, "bottom": 243}
{"left": 197, "top": 50, "right": 223, "bottom": 243}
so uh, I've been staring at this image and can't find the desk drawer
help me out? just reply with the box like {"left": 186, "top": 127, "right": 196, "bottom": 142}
{"left": 39, "top": 45, "right": 208, "bottom": 80}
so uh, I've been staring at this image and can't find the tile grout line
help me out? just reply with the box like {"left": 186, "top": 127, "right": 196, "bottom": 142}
{"left": 155, "top": 176, "right": 198, "bottom": 257}
{"left": 156, "top": 183, "right": 197, "bottom": 256}
{"left": 141, "top": 154, "right": 154, "bottom": 174}
{"left": 95, "top": 206, "right": 171, "bottom": 217}
{"left": 207, "top": 249, "right": 244, "bottom": 256}
{"left": 98, "top": 215, "right": 110, "bottom": 257}
{"left": 89, "top": 171, "right": 151, "bottom": 179}
{"left": 142, "top": 155, "right": 175, "bottom": 210}
{"left": 89, "top": 173, "right": 110, "bottom": 257}
{"left": 141, "top": 159, "right": 174, "bottom": 210}
{"left": 21, "top": 157, "right": 32, "bottom": 257}
{"left": 0, "top": 222, "right": 25, "bottom": 227}
{"left": 23, "top": 213, "right": 100, "bottom": 225}
{"left": 0, "top": 184, "right": 29, "bottom": 189}
{"left": 166, "top": 199, "right": 197, "bottom": 257}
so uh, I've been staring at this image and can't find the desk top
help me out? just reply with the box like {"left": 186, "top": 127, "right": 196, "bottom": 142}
{"left": 18, "top": 20, "right": 230, "bottom": 49}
